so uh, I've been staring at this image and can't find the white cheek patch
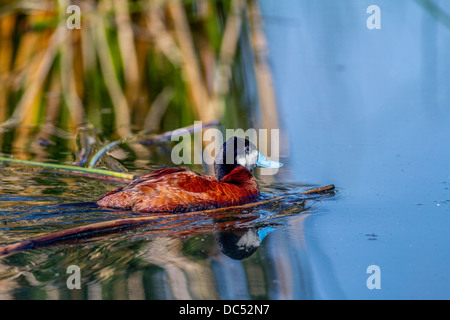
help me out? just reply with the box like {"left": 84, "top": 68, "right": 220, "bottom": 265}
{"left": 236, "top": 155, "right": 247, "bottom": 167}
{"left": 237, "top": 231, "right": 260, "bottom": 249}
{"left": 236, "top": 150, "right": 258, "bottom": 168}
{"left": 249, "top": 150, "right": 258, "bottom": 165}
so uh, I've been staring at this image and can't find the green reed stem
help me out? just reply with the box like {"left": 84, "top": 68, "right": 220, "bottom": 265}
{"left": 0, "top": 156, "right": 135, "bottom": 181}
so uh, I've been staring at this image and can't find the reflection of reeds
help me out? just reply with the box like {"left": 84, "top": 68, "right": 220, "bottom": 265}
{"left": 0, "top": 0, "right": 281, "bottom": 160}
{"left": 247, "top": 0, "right": 280, "bottom": 158}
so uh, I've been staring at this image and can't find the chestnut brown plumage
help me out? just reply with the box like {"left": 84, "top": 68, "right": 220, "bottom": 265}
{"left": 96, "top": 137, "right": 283, "bottom": 213}
{"left": 96, "top": 166, "right": 259, "bottom": 213}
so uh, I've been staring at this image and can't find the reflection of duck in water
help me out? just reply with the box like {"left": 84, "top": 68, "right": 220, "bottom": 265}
{"left": 96, "top": 137, "right": 282, "bottom": 213}
{"left": 216, "top": 226, "right": 275, "bottom": 260}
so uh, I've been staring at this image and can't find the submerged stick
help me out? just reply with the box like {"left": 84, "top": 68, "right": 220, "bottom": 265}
{"left": 0, "top": 184, "right": 335, "bottom": 255}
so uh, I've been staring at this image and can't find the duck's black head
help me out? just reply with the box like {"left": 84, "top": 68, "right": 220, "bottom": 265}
{"left": 214, "top": 137, "right": 283, "bottom": 182}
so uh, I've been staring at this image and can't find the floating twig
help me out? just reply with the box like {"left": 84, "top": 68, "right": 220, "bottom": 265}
{"left": 136, "top": 120, "right": 219, "bottom": 146}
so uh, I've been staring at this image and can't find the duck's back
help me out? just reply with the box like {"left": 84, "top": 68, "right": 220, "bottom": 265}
{"left": 96, "top": 167, "right": 259, "bottom": 213}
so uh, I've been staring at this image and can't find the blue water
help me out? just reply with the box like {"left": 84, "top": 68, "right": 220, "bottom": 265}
{"left": 261, "top": 0, "right": 450, "bottom": 298}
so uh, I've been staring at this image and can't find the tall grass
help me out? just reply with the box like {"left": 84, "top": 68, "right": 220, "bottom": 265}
{"left": 0, "top": 0, "right": 279, "bottom": 166}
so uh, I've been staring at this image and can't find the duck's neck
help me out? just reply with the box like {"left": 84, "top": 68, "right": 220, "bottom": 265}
{"left": 218, "top": 165, "right": 259, "bottom": 192}
{"left": 214, "top": 162, "right": 239, "bottom": 182}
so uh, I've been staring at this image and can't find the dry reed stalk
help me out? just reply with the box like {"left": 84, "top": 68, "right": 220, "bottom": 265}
{"left": 113, "top": 0, "right": 140, "bottom": 107}
{"left": 111, "top": 0, "right": 157, "bottom": 165}
{"left": 218, "top": 0, "right": 246, "bottom": 95}
{"left": 0, "top": 14, "right": 15, "bottom": 129}
{"left": 92, "top": 5, "right": 131, "bottom": 138}
{"left": 80, "top": 1, "right": 97, "bottom": 73}
{"left": 58, "top": 0, "right": 85, "bottom": 129}
{"left": 0, "top": 23, "right": 67, "bottom": 134}
{"left": 195, "top": 3, "right": 216, "bottom": 97}
{"left": 146, "top": 8, "right": 183, "bottom": 66}
{"left": 44, "top": 78, "right": 62, "bottom": 127}
{"left": 132, "top": 28, "right": 151, "bottom": 129}
{"left": 11, "top": 16, "right": 41, "bottom": 75}
{"left": 31, "top": 71, "right": 62, "bottom": 162}
{"left": 166, "top": 0, "right": 224, "bottom": 171}
{"left": 167, "top": 0, "right": 215, "bottom": 122}
{"left": 143, "top": 86, "right": 175, "bottom": 133}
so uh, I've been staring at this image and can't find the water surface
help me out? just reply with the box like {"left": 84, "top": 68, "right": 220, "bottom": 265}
{"left": 261, "top": 0, "right": 450, "bottom": 299}
{"left": 0, "top": 160, "right": 333, "bottom": 299}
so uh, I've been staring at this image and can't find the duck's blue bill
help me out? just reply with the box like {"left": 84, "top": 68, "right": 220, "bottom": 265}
{"left": 256, "top": 152, "right": 283, "bottom": 168}
{"left": 258, "top": 226, "right": 275, "bottom": 242}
